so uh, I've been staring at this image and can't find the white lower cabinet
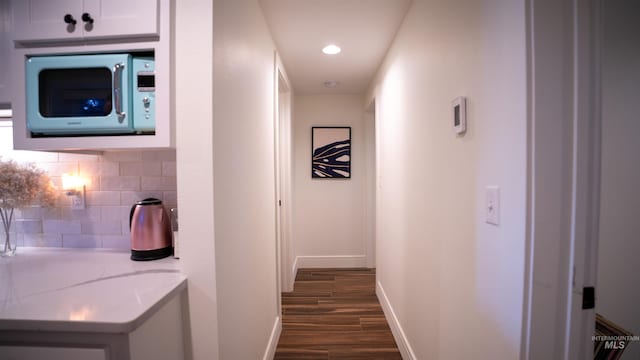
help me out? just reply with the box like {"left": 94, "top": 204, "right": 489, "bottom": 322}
{"left": 0, "top": 291, "right": 186, "bottom": 360}
{"left": 0, "top": 346, "right": 107, "bottom": 360}
{"left": 129, "top": 291, "right": 187, "bottom": 360}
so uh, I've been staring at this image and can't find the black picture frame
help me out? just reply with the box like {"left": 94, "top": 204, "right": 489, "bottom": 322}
{"left": 311, "top": 126, "right": 351, "bottom": 179}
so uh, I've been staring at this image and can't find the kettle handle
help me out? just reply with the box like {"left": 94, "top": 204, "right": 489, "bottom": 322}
{"left": 129, "top": 203, "right": 137, "bottom": 229}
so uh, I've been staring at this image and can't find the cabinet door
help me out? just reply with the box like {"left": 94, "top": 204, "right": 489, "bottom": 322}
{"left": 0, "top": 346, "right": 107, "bottom": 360}
{"left": 12, "top": 0, "right": 83, "bottom": 42}
{"left": 0, "top": 0, "right": 10, "bottom": 105}
{"left": 12, "top": 0, "right": 158, "bottom": 43}
{"left": 82, "top": 0, "right": 158, "bottom": 40}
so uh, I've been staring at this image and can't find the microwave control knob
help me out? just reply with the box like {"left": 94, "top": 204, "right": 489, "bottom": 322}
{"left": 82, "top": 13, "right": 94, "bottom": 25}
{"left": 142, "top": 97, "right": 150, "bottom": 106}
{"left": 64, "top": 14, "right": 77, "bottom": 25}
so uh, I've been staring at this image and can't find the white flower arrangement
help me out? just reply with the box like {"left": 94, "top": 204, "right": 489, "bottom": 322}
{"left": 0, "top": 158, "right": 57, "bottom": 256}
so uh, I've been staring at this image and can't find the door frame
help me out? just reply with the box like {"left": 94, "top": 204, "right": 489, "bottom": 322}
{"left": 274, "top": 52, "right": 294, "bottom": 304}
{"left": 363, "top": 100, "right": 377, "bottom": 269}
{"left": 521, "top": 0, "right": 601, "bottom": 358}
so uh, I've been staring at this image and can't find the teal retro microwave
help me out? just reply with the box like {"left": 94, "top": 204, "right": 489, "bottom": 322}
{"left": 25, "top": 53, "right": 155, "bottom": 136}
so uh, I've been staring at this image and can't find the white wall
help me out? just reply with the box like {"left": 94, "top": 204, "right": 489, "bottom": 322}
{"left": 292, "top": 94, "right": 372, "bottom": 268}
{"left": 366, "top": 0, "right": 527, "bottom": 358}
{"left": 176, "top": 0, "right": 280, "bottom": 359}
{"left": 175, "top": 0, "right": 218, "bottom": 359}
{"left": 211, "top": 0, "right": 279, "bottom": 359}
{"left": 597, "top": 1, "right": 640, "bottom": 358}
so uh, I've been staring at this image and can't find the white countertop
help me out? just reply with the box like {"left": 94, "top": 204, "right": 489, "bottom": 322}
{"left": 0, "top": 248, "right": 186, "bottom": 334}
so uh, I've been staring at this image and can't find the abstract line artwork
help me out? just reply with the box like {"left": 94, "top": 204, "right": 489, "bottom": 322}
{"left": 312, "top": 127, "right": 351, "bottom": 178}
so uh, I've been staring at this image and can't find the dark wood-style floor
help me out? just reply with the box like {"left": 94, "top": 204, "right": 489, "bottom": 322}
{"left": 275, "top": 268, "right": 402, "bottom": 360}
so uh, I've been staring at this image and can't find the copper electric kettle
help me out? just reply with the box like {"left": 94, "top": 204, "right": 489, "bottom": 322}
{"left": 129, "top": 198, "right": 173, "bottom": 261}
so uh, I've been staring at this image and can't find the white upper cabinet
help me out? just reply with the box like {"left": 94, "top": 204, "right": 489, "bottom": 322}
{"left": 10, "top": 0, "right": 172, "bottom": 150}
{"left": 81, "top": 0, "right": 158, "bottom": 40}
{"left": 0, "top": 0, "right": 11, "bottom": 105}
{"left": 12, "top": 0, "right": 158, "bottom": 43}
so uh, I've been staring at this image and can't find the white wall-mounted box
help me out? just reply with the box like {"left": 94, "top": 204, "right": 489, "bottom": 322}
{"left": 9, "top": 0, "right": 174, "bottom": 151}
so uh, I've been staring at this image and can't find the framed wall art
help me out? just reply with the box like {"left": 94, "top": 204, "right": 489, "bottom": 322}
{"left": 311, "top": 126, "right": 351, "bottom": 179}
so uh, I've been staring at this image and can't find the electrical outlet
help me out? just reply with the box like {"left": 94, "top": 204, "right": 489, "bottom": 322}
{"left": 70, "top": 186, "right": 86, "bottom": 210}
{"left": 485, "top": 186, "right": 500, "bottom": 225}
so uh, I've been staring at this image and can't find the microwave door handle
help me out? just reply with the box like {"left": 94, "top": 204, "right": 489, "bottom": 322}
{"left": 113, "top": 63, "right": 126, "bottom": 122}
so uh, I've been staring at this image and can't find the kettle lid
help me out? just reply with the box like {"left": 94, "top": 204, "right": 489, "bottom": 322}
{"left": 136, "top": 198, "right": 163, "bottom": 206}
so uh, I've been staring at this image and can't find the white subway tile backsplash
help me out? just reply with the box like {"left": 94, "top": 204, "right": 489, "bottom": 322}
{"left": 102, "top": 162, "right": 121, "bottom": 176}
{"left": 16, "top": 207, "right": 42, "bottom": 219}
{"left": 120, "top": 162, "right": 162, "bottom": 176}
{"left": 24, "top": 233, "right": 63, "bottom": 247}
{"left": 81, "top": 221, "right": 122, "bottom": 235}
{"left": 101, "top": 176, "right": 141, "bottom": 191}
{"left": 61, "top": 207, "right": 102, "bottom": 221}
{"left": 79, "top": 162, "right": 119, "bottom": 177}
{"left": 4, "top": 148, "right": 177, "bottom": 250}
{"left": 55, "top": 194, "right": 72, "bottom": 208}
{"left": 162, "top": 162, "right": 177, "bottom": 177}
{"left": 102, "top": 151, "right": 143, "bottom": 162}
{"left": 120, "top": 191, "right": 164, "bottom": 206}
{"left": 63, "top": 234, "right": 101, "bottom": 248}
{"left": 101, "top": 206, "right": 131, "bottom": 222}
{"left": 141, "top": 176, "right": 176, "bottom": 191}
{"left": 101, "top": 235, "right": 130, "bottom": 250}
{"left": 86, "top": 191, "right": 122, "bottom": 206}
{"left": 15, "top": 220, "right": 42, "bottom": 234}
{"left": 162, "top": 191, "right": 178, "bottom": 208}
{"left": 142, "top": 150, "right": 176, "bottom": 162}
{"left": 121, "top": 221, "right": 131, "bottom": 237}
{"left": 41, "top": 207, "right": 63, "bottom": 220}
{"left": 82, "top": 176, "right": 100, "bottom": 191}
{"left": 43, "top": 220, "right": 82, "bottom": 234}
{"left": 38, "top": 162, "right": 78, "bottom": 176}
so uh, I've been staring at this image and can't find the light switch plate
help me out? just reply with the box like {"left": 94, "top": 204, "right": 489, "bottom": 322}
{"left": 485, "top": 186, "right": 500, "bottom": 225}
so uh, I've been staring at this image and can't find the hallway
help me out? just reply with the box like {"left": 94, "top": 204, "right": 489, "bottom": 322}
{"left": 275, "top": 268, "right": 401, "bottom": 359}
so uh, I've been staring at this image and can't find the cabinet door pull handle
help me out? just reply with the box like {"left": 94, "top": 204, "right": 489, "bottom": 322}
{"left": 63, "top": 14, "right": 77, "bottom": 25}
{"left": 82, "top": 13, "right": 94, "bottom": 24}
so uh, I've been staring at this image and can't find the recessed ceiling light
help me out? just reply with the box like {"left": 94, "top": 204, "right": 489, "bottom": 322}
{"left": 322, "top": 44, "right": 341, "bottom": 55}
{"left": 324, "top": 81, "right": 340, "bottom": 88}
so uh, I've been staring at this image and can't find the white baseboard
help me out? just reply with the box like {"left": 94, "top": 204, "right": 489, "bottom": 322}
{"left": 377, "top": 281, "right": 417, "bottom": 360}
{"left": 262, "top": 315, "right": 281, "bottom": 360}
{"left": 295, "top": 255, "right": 367, "bottom": 268}
{"left": 281, "top": 257, "right": 298, "bottom": 293}
{"left": 291, "top": 256, "right": 299, "bottom": 283}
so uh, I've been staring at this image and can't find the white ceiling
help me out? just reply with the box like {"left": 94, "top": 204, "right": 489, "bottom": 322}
{"left": 259, "top": 0, "right": 412, "bottom": 94}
